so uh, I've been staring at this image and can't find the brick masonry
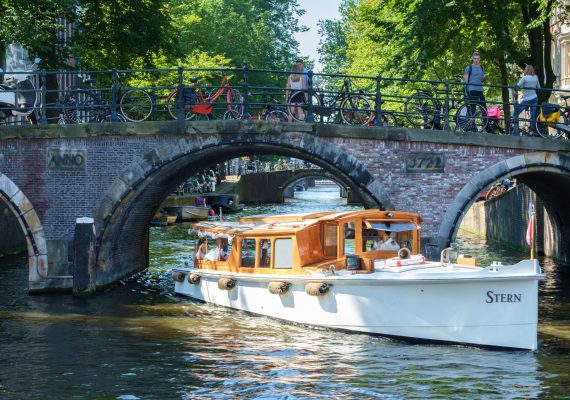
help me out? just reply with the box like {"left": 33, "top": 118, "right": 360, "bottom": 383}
{"left": 1, "top": 120, "right": 569, "bottom": 291}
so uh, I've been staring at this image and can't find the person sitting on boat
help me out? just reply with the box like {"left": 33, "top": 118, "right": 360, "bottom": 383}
{"left": 195, "top": 238, "right": 207, "bottom": 261}
{"left": 204, "top": 239, "right": 229, "bottom": 261}
{"left": 379, "top": 230, "right": 400, "bottom": 251}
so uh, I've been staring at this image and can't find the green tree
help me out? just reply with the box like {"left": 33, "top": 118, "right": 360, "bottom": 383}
{"left": 76, "top": 0, "right": 177, "bottom": 70}
{"left": 170, "top": 0, "right": 305, "bottom": 71}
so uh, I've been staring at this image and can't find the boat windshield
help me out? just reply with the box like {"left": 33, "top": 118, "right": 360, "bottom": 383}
{"left": 362, "top": 221, "right": 419, "bottom": 252}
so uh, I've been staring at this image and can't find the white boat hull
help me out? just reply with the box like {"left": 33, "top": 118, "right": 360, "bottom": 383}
{"left": 174, "top": 260, "right": 543, "bottom": 350}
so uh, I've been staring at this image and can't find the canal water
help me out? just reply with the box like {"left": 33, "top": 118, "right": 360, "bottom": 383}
{"left": 1, "top": 185, "right": 569, "bottom": 399}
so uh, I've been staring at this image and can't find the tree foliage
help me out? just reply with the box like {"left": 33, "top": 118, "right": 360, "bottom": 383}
{"left": 170, "top": 0, "right": 305, "bottom": 70}
{"left": 320, "top": 0, "right": 567, "bottom": 94}
{"left": 76, "top": 0, "right": 177, "bottom": 69}
{"left": 0, "top": 0, "right": 305, "bottom": 72}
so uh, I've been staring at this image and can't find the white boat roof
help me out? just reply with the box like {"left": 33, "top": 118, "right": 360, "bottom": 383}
{"left": 190, "top": 209, "right": 422, "bottom": 237}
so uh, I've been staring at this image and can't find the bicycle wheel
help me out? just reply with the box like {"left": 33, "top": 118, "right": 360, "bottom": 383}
{"left": 486, "top": 184, "right": 506, "bottom": 200}
{"left": 166, "top": 90, "right": 195, "bottom": 120}
{"left": 340, "top": 95, "right": 373, "bottom": 125}
{"left": 536, "top": 113, "right": 567, "bottom": 139}
{"left": 376, "top": 111, "right": 397, "bottom": 127}
{"left": 120, "top": 88, "right": 153, "bottom": 122}
{"left": 287, "top": 91, "right": 308, "bottom": 122}
{"left": 62, "top": 90, "right": 104, "bottom": 123}
{"left": 226, "top": 89, "right": 243, "bottom": 118}
{"left": 455, "top": 102, "right": 487, "bottom": 132}
{"left": 264, "top": 109, "right": 289, "bottom": 122}
{"left": 404, "top": 92, "right": 437, "bottom": 127}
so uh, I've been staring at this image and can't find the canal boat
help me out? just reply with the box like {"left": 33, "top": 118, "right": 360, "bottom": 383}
{"left": 162, "top": 205, "right": 209, "bottom": 221}
{"left": 150, "top": 211, "right": 177, "bottom": 227}
{"left": 172, "top": 209, "right": 544, "bottom": 350}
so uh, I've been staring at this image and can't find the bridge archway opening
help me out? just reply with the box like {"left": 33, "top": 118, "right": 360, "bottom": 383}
{"left": 440, "top": 154, "right": 570, "bottom": 263}
{"left": 280, "top": 173, "right": 349, "bottom": 201}
{"left": 94, "top": 133, "right": 392, "bottom": 288}
{"left": 0, "top": 174, "right": 49, "bottom": 291}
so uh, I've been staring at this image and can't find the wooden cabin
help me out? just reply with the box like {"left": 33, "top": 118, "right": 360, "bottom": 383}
{"left": 191, "top": 210, "right": 422, "bottom": 274}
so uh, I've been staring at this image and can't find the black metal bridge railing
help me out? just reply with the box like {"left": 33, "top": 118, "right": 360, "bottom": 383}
{"left": 1, "top": 65, "right": 569, "bottom": 140}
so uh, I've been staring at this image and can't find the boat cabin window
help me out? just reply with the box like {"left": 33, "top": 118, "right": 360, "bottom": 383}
{"left": 362, "top": 229, "right": 380, "bottom": 251}
{"left": 241, "top": 239, "right": 256, "bottom": 268}
{"left": 343, "top": 222, "right": 356, "bottom": 255}
{"left": 362, "top": 221, "right": 418, "bottom": 253}
{"left": 274, "top": 238, "right": 293, "bottom": 269}
{"left": 204, "top": 237, "right": 231, "bottom": 261}
{"left": 259, "top": 239, "right": 271, "bottom": 268}
{"left": 323, "top": 223, "right": 337, "bottom": 257}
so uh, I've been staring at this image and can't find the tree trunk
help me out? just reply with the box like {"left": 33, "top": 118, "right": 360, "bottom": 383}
{"left": 0, "top": 41, "right": 5, "bottom": 84}
{"left": 542, "top": 2, "right": 557, "bottom": 97}
{"left": 499, "top": 57, "right": 512, "bottom": 130}
{"left": 520, "top": 1, "right": 546, "bottom": 86}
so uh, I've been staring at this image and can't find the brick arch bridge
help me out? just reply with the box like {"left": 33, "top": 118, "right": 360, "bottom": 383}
{"left": 236, "top": 169, "right": 356, "bottom": 203}
{"left": 1, "top": 120, "right": 569, "bottom": 293}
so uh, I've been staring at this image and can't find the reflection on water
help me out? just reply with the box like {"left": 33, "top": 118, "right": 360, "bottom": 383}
{"left": 0, "top": 185, "right": 569, "bottom": 399}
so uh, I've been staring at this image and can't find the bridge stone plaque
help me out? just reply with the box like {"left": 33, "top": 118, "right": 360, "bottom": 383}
{"left": 405, "top": 152, "right": 445, "bottom": 173}
{"left": 47, "top": 148, "right": 86, "bottom": 171}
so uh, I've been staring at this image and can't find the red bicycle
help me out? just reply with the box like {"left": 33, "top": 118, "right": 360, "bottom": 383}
{"left": 166, "top": 75, "right": 243, "bottom": 120}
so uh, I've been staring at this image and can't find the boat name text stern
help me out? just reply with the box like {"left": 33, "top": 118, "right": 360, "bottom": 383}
{"left": 486, "top": 291, "right": 522, "bottom": 303}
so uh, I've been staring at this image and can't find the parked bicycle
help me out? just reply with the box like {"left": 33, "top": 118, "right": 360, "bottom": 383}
{"left": 404, "top": 79, "right": 486, "bottom": 132}
{"left": 166, "top": 74, "right": 243, "bottom": 121}
{"left": 536, "top": 97, "right": 570, "bottom": 139}
{"left": 223, "top": 92, "right": 288, "bottom": 121}
{"left": 483, "top": 178, "right": 516, "bottom": 201}
{"left": 0, "top": 58, "right": 41, "bottom": 125}
{"left": 286, "top": 78, "right": 373, "bottom": 125}
{"left": 61, "top": 73, "right": 153, "bottom": 123}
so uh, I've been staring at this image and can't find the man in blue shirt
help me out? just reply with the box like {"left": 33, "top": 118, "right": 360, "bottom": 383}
{"left": 463, "top": 51, "right": 488, "bottom": 109}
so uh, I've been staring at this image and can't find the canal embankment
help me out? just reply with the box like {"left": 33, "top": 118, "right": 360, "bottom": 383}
{"left": 460, "top": 184, "right": 557, "bottom": 259}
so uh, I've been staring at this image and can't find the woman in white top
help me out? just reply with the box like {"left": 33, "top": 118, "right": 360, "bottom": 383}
{"left": 514, "top": 64, "right": 540, "bottom": 134}
{"left": 286, "top": 63, "right": 307, "bottom": 121}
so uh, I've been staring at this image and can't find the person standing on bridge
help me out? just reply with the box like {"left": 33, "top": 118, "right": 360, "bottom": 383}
{"left": 296, "top": 59, "right": 309, "bottom": 88}
{"left": 286, "top": 63, "right": 307, "bottom": 121}
{"left": 463, "top": 51, "right": 488, "bottom": 111}
{"left": 514, "top": 64, "right": 540, "bottom": 135}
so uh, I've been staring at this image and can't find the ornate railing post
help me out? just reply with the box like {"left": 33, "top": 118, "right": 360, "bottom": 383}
{"left": 443, "top": 80, "right": 451, "bottom": 130}
{"left": 513, "top": 86, "right": 520, "bottom": 136}
{"left": 374, "top": 75, "right": 383, "bottom": 126}
{"left": 39, "top": 69, "right": 48, "bottom": 126}
{"left": 111, "top": 68, "right": 119, "bottom": 122}
{"left": 177, "top": 66, "right": 184, "bottom": 121}
{"left": 306, "top": 70, "right": 314, "bottom": 123}
{"left": 241, "top": 62, "right": 249, "bottom": 119}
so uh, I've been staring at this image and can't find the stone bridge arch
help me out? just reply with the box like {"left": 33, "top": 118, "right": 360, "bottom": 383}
{"left": 278, "top": 169, "right": 350, "bottom": 196}
{"left": 439, "top": 152, "right": 570, "bottom": 261}
{"left": 0, "top": 173, "right": 50, "bottom": 291}
{"left": 93, "top": 129, "right": 393, "bottom": 287}
{"left": 237, "top": 169, "right": 354, "bottom": 203}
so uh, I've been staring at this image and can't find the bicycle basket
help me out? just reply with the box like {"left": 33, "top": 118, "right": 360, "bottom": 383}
{"left": 540, "top": 102, "right": 560, "bottom": 123}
